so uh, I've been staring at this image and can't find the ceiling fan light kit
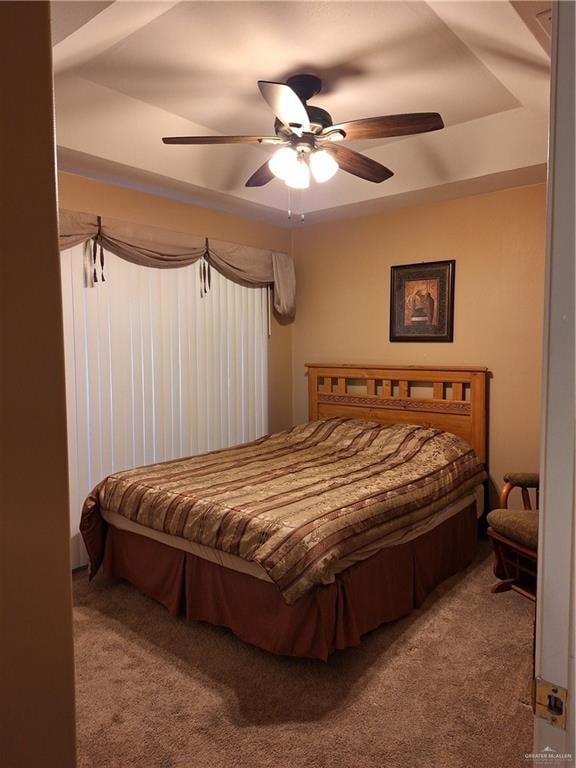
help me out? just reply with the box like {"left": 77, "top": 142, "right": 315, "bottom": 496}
{"left": 284, "top": 154, "right": 311, "bottom": 190}
{"left": 309, "top": 149, "right": 339, "bottom": 183}
{"left": 162, "top": 73, "right": 444, "bottom": 189}
{"left": 268, "top": 146, "right": 298, "bottom": 180}
{"left": 269, "top": 145, "right": 339, "bottom": 188}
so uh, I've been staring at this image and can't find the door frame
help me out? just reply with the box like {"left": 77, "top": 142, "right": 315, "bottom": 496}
{"left": 533, "top": 0, "right": 575, "bottom": 759}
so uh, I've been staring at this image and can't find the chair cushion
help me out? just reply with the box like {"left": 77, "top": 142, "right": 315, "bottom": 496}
{"left": 487, "top": 509, "right": 539, "bottom": 550}
{"left": 503, "top": 472, "right": 539, "bottom": 488}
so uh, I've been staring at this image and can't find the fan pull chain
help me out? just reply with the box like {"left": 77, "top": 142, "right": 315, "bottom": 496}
{"left": 287, "top": 188, "right": 306, "bottom": 222}
{"left": 287, "top": 187, "right": 305, "bottom": 224}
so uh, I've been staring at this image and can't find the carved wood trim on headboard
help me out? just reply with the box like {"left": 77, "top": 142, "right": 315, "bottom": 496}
{"left": 306, "top": 364, "right": 488, "bottom": 464}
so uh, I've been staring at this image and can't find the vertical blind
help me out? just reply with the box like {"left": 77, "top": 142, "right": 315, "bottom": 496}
{"left": 61, "top": 243, "right": 269, "bottom": 568}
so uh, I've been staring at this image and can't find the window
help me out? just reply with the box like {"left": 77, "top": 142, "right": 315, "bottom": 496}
{"left": 61, "top": 244, "right": 269, "bottom": 567}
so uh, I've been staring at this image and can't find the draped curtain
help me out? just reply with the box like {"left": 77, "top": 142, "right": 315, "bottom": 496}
{"left": 62, "top": 243, "right": 269, "bottom": 568}
{"left": 58, "top": 209, "right": 296, "bottom": 319}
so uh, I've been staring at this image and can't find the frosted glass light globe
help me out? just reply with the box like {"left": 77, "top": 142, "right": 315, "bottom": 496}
{"left": 285, "top": 157, "right": 310, "bottom": 189}
{"left": 268, "top": 147, "right": 298, "bottom": 180}
{"left": 310, "top": 150, "right": 339, "bottom": 183}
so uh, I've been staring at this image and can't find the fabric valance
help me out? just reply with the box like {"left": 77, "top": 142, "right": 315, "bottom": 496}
{"left": 58, "top": 209, "right": 295, "bottom": 319}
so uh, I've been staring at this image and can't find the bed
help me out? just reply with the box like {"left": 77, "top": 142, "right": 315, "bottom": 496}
{"left": 81, "top": 364, "right": 488, "bottom": 660}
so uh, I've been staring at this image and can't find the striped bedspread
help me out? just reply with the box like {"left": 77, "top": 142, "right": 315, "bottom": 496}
{"left": 81, "top": 418, "right": 486, "bottom": 604}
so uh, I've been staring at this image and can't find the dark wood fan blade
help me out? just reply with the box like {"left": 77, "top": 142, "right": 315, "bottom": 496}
{"left": 325, "top": 144, "right": 393, "bottom": 183}
{"left": 162, "top": 135, "right": 280, "bottom": 145}
{"left": 245, "top": 161, "right": 275, "bottom": 187}
{"left": 326, "top": 113, "right": 444, "bottom": 141}
{"left": 258, "top": 81, "right": 310, "bottom": 132}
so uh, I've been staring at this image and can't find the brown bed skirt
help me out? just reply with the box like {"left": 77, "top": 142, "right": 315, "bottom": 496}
{"left": 101, "top": 503, "right": 478, "bottom": 660}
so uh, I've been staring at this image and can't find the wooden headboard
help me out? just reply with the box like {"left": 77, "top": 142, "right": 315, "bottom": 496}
{"left": 307, "top": 364, "right": 488, "bottom": 464}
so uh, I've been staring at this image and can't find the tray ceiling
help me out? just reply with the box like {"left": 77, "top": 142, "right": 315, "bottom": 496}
{"left": 52, "top": 1, "right": 550, "bottom": 226}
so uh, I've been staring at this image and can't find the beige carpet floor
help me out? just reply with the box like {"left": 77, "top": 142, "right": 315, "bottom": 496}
{"left": 73, "top": 542, "right": 535, "bottom": 768}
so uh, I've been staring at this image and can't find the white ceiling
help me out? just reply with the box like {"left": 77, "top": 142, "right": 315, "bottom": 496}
{"left": 51, "top": 1, "right": 550, "bottom": 226}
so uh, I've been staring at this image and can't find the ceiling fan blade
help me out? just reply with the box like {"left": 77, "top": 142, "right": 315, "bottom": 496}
{"left": 162, "top": 135, "right": 280, "bottom": 145}
{"left": 258, "top": 81, "right": 310, "bottom": 132}
{"left": 245, "top": 161, "right": 275, "bottom": 188}
{"left": 327, "top": 113, "right": 444, "bottom": 142}
{"left": 325, "top": 144, "right": 393, "bottom": 183}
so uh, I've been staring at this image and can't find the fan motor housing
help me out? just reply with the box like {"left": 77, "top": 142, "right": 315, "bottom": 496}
{"left": 286, "top": 73, "right": 322, "bottom": 101}
{"left": 274, "top": 107, "right": 333, "bottom": 136}
{"left": 306, "top": 106, "right": 333, "bottom": 132}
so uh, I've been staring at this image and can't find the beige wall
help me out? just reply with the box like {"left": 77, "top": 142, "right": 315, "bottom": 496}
{"left": 1, "top": 4, "right": 76, "bottom": 766}
{"left": 58, "top": 173, "right": 293, "bottom": 433}
{"left": 58, "top": 178, "right": 546, "bottom": 494}
{"left": 292, "top": 184, "right": 546, "bottom": 497}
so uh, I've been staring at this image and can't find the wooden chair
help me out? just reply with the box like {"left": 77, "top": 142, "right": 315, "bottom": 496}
{"left": 487, "top": 473, "right": 539, "bottom": 601}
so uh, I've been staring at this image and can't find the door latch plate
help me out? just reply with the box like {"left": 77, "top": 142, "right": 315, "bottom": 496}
{"left": 535, "top": 677, "right": 568, "bottom": 729}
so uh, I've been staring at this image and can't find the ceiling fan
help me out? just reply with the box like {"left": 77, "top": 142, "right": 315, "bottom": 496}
{"left": 162, "top": 74, "right": 444, "bottom": 190}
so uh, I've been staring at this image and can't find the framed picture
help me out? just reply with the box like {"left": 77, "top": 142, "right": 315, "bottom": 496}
{"left": 389, "top": 260, "right": 455, "bottom": 342}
